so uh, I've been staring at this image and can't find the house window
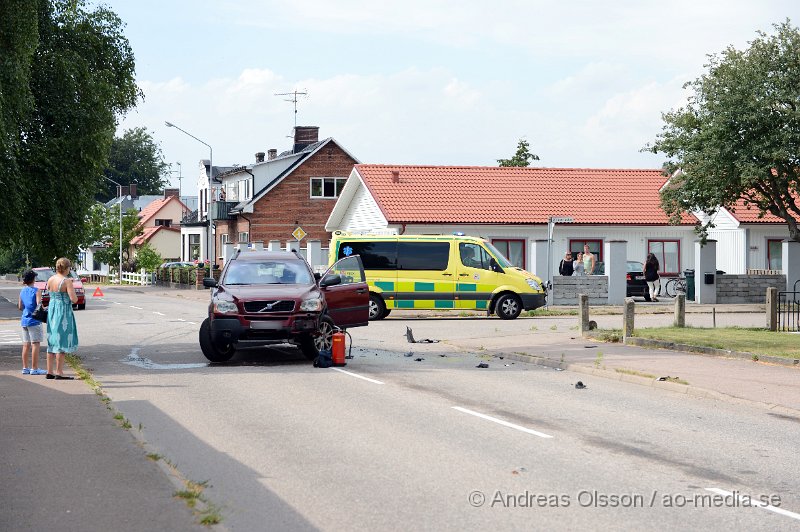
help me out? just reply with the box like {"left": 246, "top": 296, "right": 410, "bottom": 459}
{"left": 310, "top": 177, "right": 347, "bottom": 198}
{"left": 569, "top": 240, "right": 603, "bottom": 261}
{"left": 648, "top": 239, "right": 681, "bottom": 275}
{"left": 189, "top": 234, "right": 200, "bottom": 261}
{"left": 767, "top": 239, "right": 782, "bottom": 270}
{"left": 491, "top": 239, "right": 525, "bottom": 269}
{"left": 154, "top": 219, "right": 171, "bottom": 227}
{"left": 238, "top": 179, "right": 251, "bottom": 201}
{"left": 239, "top": 232, "right": 249, "bottom": 243}
{"left": 221, "top": 234, "right": 229, "bottom": 245}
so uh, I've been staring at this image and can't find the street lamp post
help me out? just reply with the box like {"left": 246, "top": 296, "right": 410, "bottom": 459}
{"left": 104, "top": 176, "right": 124, "bottom": 284}
{"left": 165, "top": 121, "right": 214, "bottom": 264}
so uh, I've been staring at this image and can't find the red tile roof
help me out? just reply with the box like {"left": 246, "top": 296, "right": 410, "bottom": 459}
{"left": 137, "top": 196, "right": 190, "bottom": 226}
{"left": 131, "top": 225, "right": 179, "bottom": 246}
{"left": 355, "top": 165, "right": 697, "bottom": 225}
{"left": 727, "top": 198, "right": 799, "bottom": 223}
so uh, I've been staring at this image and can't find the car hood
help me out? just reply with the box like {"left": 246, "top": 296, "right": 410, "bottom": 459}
{"left": 221, "top": 284, "right": 319, "bottom": 301}
{"left": 34, "top": 278, "right": 83, "bottom": 292}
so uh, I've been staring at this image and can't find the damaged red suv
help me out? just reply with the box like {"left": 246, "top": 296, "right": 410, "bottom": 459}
{"left": 200, "top": 250, "right": 369, "bottom": 363}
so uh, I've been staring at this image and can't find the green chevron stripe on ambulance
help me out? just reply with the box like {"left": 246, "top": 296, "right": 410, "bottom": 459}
{"left": 329, "top": 232, "right": 546, "bottom": 320}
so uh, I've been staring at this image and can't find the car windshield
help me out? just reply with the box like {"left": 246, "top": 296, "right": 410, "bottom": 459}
{"left": 627, "top": 261, "right": 644, "bottom": 273}
{"left": 34, "top": 269, "right": 79, "bottom": 282}
{"left": 224, "top": 260, "right": 312, "bottom": 285}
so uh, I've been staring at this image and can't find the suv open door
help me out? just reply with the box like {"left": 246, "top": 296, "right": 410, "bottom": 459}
{"left": 320, "top": 255, "right": 369, "bottom": 328}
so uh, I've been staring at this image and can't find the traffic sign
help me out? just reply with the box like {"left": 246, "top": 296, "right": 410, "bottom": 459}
{"left": 549, "top": 216, "right": 574, "bottom": 223}
{"left": 292, "top": 226, "right": 307, "bottom": 241}
{"left": 93, "top": 287, "right": 104, "bottom": 297}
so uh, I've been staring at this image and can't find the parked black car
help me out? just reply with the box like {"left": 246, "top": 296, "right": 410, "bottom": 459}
{"left": 626, "top": 261, "right": 651, "bottom": 301}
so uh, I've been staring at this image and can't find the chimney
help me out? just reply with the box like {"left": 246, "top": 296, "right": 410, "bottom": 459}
{"left": 164, "top": 188, "right": 179, "bottom": 198}
{"left": 268, "top": 149, "right": 277, "bottom": 160}
{"left": 293, "top": 126, "right": 319, "bottom": 153}
{"left": 391, "top": 170, "right": 400, "bottom": 183}
{"left": 255, "top": 152, "right": 265, "bottom": 163}
{"left": 129, "top": 183, "right": 138, "bottom": 198}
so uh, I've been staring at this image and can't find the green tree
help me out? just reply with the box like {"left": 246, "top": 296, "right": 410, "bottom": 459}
{"left": 84, "top": 204, "right": 142, "bottom": 271}
{"left": 498, "top": 138, "right": 540, "bottom": 167}
{"left": 647, "top": 20, "right": 800, "bottom": 241}
{"left": 133, "top": 242, "right": 162, "bottom": 272}
{"left": 100, "top": 127, "right": 169, "bottom": 202}
{"left": 0, "top": 0, "right": 140, "bottom": 263}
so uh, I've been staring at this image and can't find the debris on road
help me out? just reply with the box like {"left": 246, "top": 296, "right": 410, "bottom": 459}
{"left": 414, "top": 357, "right": 425, "bottom": 362}
{"left": 575, "top": 381, "right": 587, "bottom": 389}
{"left": 405, "top": 326, "right": 440, "bottom": 344}
{"left": 476, "top": 362, "right": 489, "bottom": 368}
{"left": 404, "top": 352, "right": 414, "bottom": 357}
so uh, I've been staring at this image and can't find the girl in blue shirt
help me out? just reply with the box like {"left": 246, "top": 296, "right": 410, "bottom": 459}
{"left": 18, "top": 270, "right": 47, "bottom": 375}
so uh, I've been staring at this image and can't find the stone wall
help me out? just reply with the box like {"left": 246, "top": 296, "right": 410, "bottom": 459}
{"left": 716, "top": 274, "right": 786, "bottom": 304}
{"left": 553, "top": 276, "right": 608, "bottom": 305}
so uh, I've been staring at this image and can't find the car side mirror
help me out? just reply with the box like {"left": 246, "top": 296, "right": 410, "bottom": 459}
{"left": 203, "top": 277, "right": 217, "bottom": 288}
{"left": 80, "top": 277, "right": 88, "bottom": 283}
{"left": 320, "top": 274, "right": 342, "bottom": 287}
{"left": 489, "top": 258, "right": 503, "bottom": 273}
{"left": 314, "top": 272, "right": 322, "bottom": 282}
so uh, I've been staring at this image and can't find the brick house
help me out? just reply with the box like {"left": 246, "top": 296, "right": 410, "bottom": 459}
{"left": 208, "top": 126, "right": 358, "bottom": 266}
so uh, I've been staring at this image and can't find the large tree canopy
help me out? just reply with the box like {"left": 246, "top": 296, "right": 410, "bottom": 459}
{"left": 0, "top": 0, "right": 139, "bottom": 264}
{"left": 101, "top": 127, "right": 169, "bottom": 202}
{"left": 498, "top": 138, "right": 540, "bottom": 167}
{"left": 648, "top": 20, "right": 800, "bottom": 241}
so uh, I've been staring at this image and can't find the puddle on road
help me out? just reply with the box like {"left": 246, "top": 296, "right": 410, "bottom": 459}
{"left": 122, "top": 351, "right": 207, "bottom": 370}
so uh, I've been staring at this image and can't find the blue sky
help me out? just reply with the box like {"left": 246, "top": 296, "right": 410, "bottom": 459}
{"left": 101, "top": 1, "right": 798, "bottom": 191}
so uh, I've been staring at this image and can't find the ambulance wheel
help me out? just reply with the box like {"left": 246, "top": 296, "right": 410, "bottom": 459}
{"left": 368, "top": 294, "right": 387, "bottom": 320}
{"left": 199, "top": 318, "right": 235, "bottom": 362}
{"left": 300, "top": 315, "right": 335, "bottom": 360}
{"left": 495, "top": 293, "right": 522, "bottom": 320}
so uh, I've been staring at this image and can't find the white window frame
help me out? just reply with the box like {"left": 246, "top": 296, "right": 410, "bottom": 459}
{"left": 220, "top": 233, "right": 229, "bottom": 245}
{"left": 310, "top": 177, "right": 347, "bottom": 199}
{"left": 238, "top": 232, "right": 249, "bottom": 243}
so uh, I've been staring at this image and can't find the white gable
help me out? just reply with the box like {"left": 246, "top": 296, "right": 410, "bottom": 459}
{"left": 326, "top": 169, "right": 387, "bottom": 232}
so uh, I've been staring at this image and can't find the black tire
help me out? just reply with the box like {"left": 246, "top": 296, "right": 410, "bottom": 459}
{"left": 368, "top": 294, "right": 387, "bottom": 321}
{"left": 77, "top": 303, "right": 85, "bottom": 310}
{"left": 643, "top": 291, "right": 651, "bottom": 302}
{"left": 664, "top": 279, "right": 676, "bottom": 298}
{"left": 495, "top": 293, "right": 522, "bottom": 320}
{"left": 299, "top": 315, "right": 335, "bottom": 360}
{"left": 383, "top": 308, "right": 391, "bottom": 318}
{"left": 199, "top": 318, "right": 235, "bottom": 362}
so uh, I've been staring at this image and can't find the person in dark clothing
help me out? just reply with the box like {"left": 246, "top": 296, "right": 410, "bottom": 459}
{"left": 644, "top": 252, "right": 660, "bottom": 302}
{"left": 559, "top": 251, "right": 574, "bottom": 276}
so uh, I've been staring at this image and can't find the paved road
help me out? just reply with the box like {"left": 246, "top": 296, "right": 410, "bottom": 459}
{"left": 1, "top": 286, "right": 798, "bottom": 530}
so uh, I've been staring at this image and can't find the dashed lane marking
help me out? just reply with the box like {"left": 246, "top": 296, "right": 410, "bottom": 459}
{"left": 129, "top": 305, "right": 143, "bottom": 310}
{"left": 0, "top": 330, "right": 22, "bottom": 345}
{"left": 330, "top": 367, "right": 384, "bottom": 385}
{"left": 153, "top": 311, "right": 165, "bottom": 316}
{"left": 705, "top": 488, "right": 800, "bottom": 521}
{"left": 452, "top": 406, "right": 553, "bottom": 439}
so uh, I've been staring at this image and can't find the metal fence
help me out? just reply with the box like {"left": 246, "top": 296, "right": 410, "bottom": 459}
{"left": 777, "top": 290, "right": 800, "bottom": 332}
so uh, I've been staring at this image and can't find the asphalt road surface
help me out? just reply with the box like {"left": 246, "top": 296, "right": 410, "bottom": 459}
{"left": 1, "top": 286, "right": 798, "bottom": 531}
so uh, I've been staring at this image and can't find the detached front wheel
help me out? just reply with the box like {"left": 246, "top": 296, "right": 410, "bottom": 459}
{"left": 299, "top": 315, "right": 335, "bottom": 360}
{"left": 199, "top": 318, "right": 235, "bottom": 362}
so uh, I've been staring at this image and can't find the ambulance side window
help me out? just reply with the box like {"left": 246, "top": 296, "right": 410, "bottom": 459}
{"left": 459, "top": 243, "right": 491, "bottom": 270}
{"left": 338, "top": 241, "right": 397, "bottom": 270}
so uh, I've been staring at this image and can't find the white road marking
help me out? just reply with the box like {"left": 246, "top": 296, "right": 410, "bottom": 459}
{"left": 176, "top": 318, "right": 186, "bottom": 322}
{"left": 187, "top": 321, "right": 197, "bottom": 325}
{"left": 129, "top": 305, "right": 143, "bottom": 310}
{"left": 122, "top": 349, "right": 206, "bottom": 370}
{"left": 113, "top": 301, "right": 121, "bottom": 305}
{"left": 705, "top": 488, "right": 800, "bottom": 521}
{"left": 451, "top": 406, "right": 553, "bottom": 439}
{"left": 153, "top": 311, "right": 165, "bottom": 316}
{"left": 0, "top": 331, "right": 22, "bottom": 344}
{"left": 330, "top": 367, "right": 384, "bottom": 384}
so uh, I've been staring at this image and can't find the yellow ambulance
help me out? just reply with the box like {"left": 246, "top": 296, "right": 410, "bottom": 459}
{"left": 328, "top": 232, "right": 546, "bottom": 320}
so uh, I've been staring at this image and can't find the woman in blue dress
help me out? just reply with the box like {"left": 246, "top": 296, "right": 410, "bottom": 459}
{"left": 46, "top": 257, "right": 79, "bottom": 380}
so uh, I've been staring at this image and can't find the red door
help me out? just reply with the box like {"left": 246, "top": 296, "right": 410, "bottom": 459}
{"left": 321, "top": 256, "right": 369, "bottom": 328}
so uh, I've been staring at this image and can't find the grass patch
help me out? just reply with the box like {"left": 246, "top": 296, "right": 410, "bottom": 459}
{"left": 146, "top": 452, "right": 163, "bottom": 461}
{"left": 524, "top": 308, "right": 579, "bottom": 317}
{"left": 660, "top": 376, "right": 689, "bottom": 385}
{"left": 595, "top": 329, "right": 623, "bottom": 343}
{"left": 633, "top": 326, "right": 800, "bottom": 359}
{"left": 615, "top": 368, "right": 657, "bottom": 379}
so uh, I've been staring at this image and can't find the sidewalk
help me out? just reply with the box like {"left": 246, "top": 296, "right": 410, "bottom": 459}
{"left": 0, "top": 353, "right": 206, "bottom": 531}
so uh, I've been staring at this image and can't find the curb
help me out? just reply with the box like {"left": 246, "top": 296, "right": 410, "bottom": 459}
{"left": 497, "top": 351, "right": 800, "bottom": 418}
{"left": 622, "top": 336, "right": 800, "bottom": 368}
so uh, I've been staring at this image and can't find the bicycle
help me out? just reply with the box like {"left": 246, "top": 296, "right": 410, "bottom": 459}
{"left": 664, "top": 276, "right": 687, "bottom": 298}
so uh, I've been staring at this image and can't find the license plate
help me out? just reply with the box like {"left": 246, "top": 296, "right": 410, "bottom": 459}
{"left": 250, "top": 320, "right": 284, "bottom": 330}
{"left": 634, "top": 276, "right": 644, "bottom": 280}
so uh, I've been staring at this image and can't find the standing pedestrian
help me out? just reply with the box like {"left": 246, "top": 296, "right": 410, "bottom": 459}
{"left": 558, "top": 251, "right": 574, "bottom": 276}
{"left": 573, "top": 252, "right": 585, "bottom": 276}
{"left": 582, "top": 244, "right": 596, "bottom": 275}
{"left": 45, "top": 258, "right": 78, "bottom": 380}
{"left": 644, "top": 252, "right": 660, "bottom": 302}
{"left": 18, "top": 270, "right": 47, "bottom": 375}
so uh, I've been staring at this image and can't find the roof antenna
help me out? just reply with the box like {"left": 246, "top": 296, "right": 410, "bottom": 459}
{"left": 274, "top": 89, "right": 308, "bottom": 129}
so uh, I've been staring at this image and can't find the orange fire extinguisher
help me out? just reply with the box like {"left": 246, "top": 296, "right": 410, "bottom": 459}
{"left": 332, "top": 330, "right": 346, "bottom": 366}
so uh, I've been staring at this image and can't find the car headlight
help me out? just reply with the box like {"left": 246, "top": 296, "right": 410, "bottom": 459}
{"left": 300, "top": 298, "right": 323, "bottom": 312}
{"left": 214, "top": 300, "right": 238, "bottom": 314}
{"left": 526, "top": 279, "right": 542, "bottom": 291}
